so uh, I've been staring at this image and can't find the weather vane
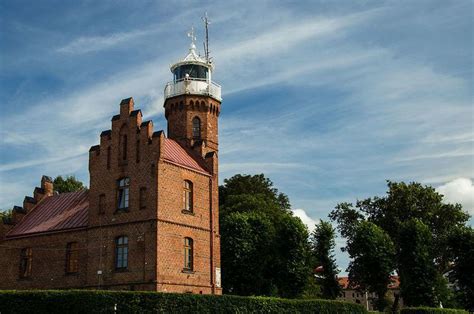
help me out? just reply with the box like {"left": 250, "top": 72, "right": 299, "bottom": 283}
{"left": 187, "top": 26, "right": 196, "bottom": 47}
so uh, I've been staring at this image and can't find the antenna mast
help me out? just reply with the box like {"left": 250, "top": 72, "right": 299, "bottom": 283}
{"left": 202, "top": 12, "right": 210, "bottom": 63}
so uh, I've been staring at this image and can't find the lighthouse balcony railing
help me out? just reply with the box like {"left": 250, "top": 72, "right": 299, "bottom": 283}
{"left": 164, "top": 78, "right": 221, "bottom": 101}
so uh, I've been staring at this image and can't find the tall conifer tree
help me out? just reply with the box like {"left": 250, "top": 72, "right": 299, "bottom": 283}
{"left": 311, "top": 221, "right": 341, "bottom": 299}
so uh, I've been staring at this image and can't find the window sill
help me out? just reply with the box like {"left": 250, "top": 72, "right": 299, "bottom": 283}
{"left": 65, "top": 271, "right": 79, "bottom": 276}
{"left": 182, "top": 269, "right": 195, "bottom": 274}
{"left": 181, "top": 210, "right": 195, "bottom": 216}
{"left": 114, "top": 208, "right": 129, "bottom": 214}
{"left": 114, "top": 268, "right": 129, "bottom": 273}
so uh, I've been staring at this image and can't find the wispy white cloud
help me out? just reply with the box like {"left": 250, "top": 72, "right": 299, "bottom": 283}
{"left": 220, "top": 162, "right": 318, "bottom": 175}
{"left": 216, "top": 8, "right": 381, "bottom": 62}
{"left": 393, "top": 149, "right": 474, "bottom": 163}
{"left": 0, "top": 152, "right": 87, "bottom": 172}
{"left": 57, "top": 29, "right": 151, "bottom": 54}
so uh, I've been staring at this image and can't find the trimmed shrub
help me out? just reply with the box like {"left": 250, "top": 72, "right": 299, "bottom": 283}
{"left": 401, "top": 307, "right": 468, "bottom": 314}
{"left": 0, "top": 290, "right": 366, "bottom": 314}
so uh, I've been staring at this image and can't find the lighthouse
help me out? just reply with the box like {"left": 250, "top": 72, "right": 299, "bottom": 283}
{"left": 164, "top": 25, "right": 221, "bottom": 156}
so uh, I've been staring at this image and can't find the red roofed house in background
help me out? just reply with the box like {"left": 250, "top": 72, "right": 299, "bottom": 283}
{"left": 0, "top": 36, "right": 222, "bottom": 294}
{"left": 337, "top": 276, "right": 403, "bottom": 311}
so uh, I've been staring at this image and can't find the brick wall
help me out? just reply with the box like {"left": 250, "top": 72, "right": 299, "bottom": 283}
{"left": 0, "top": 230, "right": 88, "bottom": 290}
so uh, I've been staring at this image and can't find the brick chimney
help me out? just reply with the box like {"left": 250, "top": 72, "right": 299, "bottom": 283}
{"left": 41, "top": 175, "right": 54, "bottom": 196}
{"left": 11, "top": 205, "right": 27, "bottom": 224}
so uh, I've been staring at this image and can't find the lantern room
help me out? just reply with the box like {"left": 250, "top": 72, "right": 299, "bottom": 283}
{"left": 164, "top": 27, "right": 221, "bottom": 101}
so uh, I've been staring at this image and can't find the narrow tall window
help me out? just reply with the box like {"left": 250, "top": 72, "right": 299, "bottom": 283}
{"left": 107, "top": 147, "right": 111, "bottom": 169}
{"left": 136, "top": 140, "right": 140, "bottom": 163}
{"left": 192, "top": 117, "right": 201, "bottom": 139}
{"left": 122, "top": 135, "right": 128, "bottom": 160}
{"left": 115, "top": 236, "right": 128, "bottom": 269}
{"left": 183, "top": 180, "right": 193, "bottom": 212}
{"left": 184, "top": 237, "right": 193, "bottom": 271}
{"left": 98, "top": 194, "right": 106, "bottom": 214}
{"left": 139, "top": 187, "right": 147, "bottom": 210}
{"left": 19, "top": 248, "right": 32, "bottom": 278}
{"left": 119, "top": 125, "right": 128, "bottom": 163}
{"left": 65, "top": 242, "right": 79, "bottom": 273}
{"left": 117, "top": 178, "right": 130, "bottom": 210}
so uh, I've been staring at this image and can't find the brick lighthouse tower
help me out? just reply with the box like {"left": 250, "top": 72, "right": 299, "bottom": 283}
{"left": 162, "top": 23, "right": 222, "bottom": 294}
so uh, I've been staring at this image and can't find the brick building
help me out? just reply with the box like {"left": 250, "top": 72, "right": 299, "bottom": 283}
{"left": 0, "top": 36, "right": 222, "bottom": 294}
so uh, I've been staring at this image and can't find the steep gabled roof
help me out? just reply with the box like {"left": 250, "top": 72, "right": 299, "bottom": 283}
{"left": 6, "top": 190, "right": 89, "bottom": 238}
{"left": 162, "top": 138, "right": 209, "bottom": 175}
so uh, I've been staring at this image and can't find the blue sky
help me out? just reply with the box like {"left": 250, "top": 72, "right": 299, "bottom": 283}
{"left": 1, "top": 0, "right": 473, "bottom": 273}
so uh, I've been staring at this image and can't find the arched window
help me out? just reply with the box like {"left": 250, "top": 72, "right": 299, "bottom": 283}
{"left": 117, "top": 177, "right": 130, "bottom": 210}
{"left": 184, "top": 237, "right": 193, "bottom": 271}
{"left": 192, "top": 117, "right": 201, "bottom": 139}
{"left": 65, "top": 242, "right": 79, "bottom": 273}
{"left": 115, "top": 236, "right": 128, "bottom": 270}
{"left": 19, "top": 248, "right": 32, "bottom": 278}
{"left": 183, "top": 180, "right": 193, "bottom": 212}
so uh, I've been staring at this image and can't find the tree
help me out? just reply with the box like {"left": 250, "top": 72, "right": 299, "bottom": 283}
{"left": 53, "top": 175, "right": 85, "bottom": 194}
{"left": 448, "top": 226, "right": 474, "bottom": 311}
{"left": 274, "top": 214, "right": 311, "bottom": 298}
{"left": 399, "top": 219, "right": 437, "bottom": 307}
{"left": 0, "top": 208, "right": 13, "bottom": 222}
{"left": 220, "top": 211, "right": 276, "bottom": 296}
{"left": 219, "top": 174, "right": 291, "bottom": 213}
{"left": 311, "top": 220, "right": 341, "bottom": 299}
{"left": 220, "top": 174, "right": 311, "bottom": 298}
{"left": 329, "top": 181, "right": 470, "bottom": 307}
{"left": 346, "top": 221, "right": 396, "bottom": 311}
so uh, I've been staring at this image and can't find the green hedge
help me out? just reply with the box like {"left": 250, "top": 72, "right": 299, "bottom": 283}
{"left": 0, "top": 290, "right": 366, "bottom": 314}
{"left": 401, "top": 307, "right": 468, "bottom": 314}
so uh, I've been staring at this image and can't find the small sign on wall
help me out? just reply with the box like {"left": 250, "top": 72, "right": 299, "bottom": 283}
{"left": 215, "top": 267, "right": 221, "bottom": 287}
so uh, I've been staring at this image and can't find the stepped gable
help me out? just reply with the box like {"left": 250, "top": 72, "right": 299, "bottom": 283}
{"left": 162, "top": 138, "right": 209, "bottom": 175}
{"left": 6, "top": 190, "right": 89, "bottom": 238}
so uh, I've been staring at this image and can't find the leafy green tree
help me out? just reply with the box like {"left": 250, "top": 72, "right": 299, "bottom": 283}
{"left": 219, "top": 174, "right": 291, "bottom": 213}
{"left": 220, "top": 211, "right": 276, "bottom": 295}
{"left": 53, "top": 175, "right": 85, "bottom": 194}
{"left": 329, "top": 181, "right": 470, "bottom": 307}
{"left": 448, "top": 226, "right": 474, "bottom": 310}
{"left": 0, "top": 208, "right": 13, "bottom": 221}
{"left": 274, "top": 214, "right": 311, "bottom": 298}
{"left": 220, "top": 174, "right": 311, "bottom": 298}
{"left": 346, "top": 221, "right": 396, "bottom": 311}
{"left": 311, "top": 220, "right": 341, "bottom": 299}
{"left": 399, "top": 219, "right": 437, "bottom": 307}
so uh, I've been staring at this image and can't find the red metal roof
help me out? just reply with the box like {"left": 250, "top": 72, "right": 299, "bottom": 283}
{"left": 163, "top": 138, "right": 209, "bottom": 175}
{"left": 338, "top": 276, "right": 400, "bottom": 290}
{"left": 6, "top": 190, "right": 89, "bottom": 238}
